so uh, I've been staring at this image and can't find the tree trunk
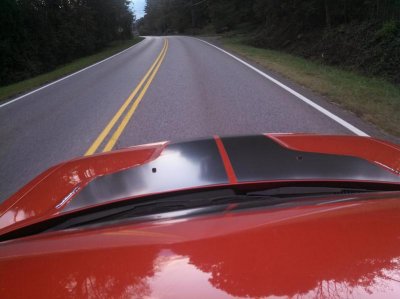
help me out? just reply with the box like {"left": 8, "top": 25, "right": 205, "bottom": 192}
{"left": 324, "top": 0, "right": 331, "bottom": 28}
{"left": 190, "top": 0, "right": 196, "bottom": 27}
{"left": 376, "top": 0, "right": 380, "bottom": 19}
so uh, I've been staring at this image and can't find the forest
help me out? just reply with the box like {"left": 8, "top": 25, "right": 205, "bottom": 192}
{"left": 0, "top": 0, "right": 134, "bottom": 86}
{"left": 139, "top": 0, "right": 400, "bottom": 83}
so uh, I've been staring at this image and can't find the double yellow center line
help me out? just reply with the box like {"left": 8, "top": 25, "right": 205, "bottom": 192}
{"left": 85, "top": 38, "right": 169, "bottom": 156}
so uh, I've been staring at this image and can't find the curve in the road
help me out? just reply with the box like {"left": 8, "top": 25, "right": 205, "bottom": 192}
{"left": 85, "top": 38, "right": 168, "bottom": 155}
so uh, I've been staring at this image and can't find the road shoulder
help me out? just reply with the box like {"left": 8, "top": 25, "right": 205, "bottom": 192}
{"left": 0, "top": 38, "right": 144, "bottom": 106}
{"left": 198, "top": 36, "right": 400, "bottom": 144}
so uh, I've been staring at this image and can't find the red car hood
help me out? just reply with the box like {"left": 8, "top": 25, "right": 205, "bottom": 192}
{"left": 1, "top": 134, "right": 400, "bottom": 236}
{"left": 1, "top": 134, "right": 400, "bottom": 298}
{"left": 1, "top": 191, "right": 400, "bottom": 298}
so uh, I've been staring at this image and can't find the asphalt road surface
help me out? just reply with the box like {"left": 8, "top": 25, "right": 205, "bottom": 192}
{"left": 0, "top": 36, "right": 392, "bottom": 202}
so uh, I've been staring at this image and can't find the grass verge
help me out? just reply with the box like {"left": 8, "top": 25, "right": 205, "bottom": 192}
{"left": 0, "top": 37, "right": 144, "bottom": 103}
{"left": 220, "top": 36, "right": 400, "bottom": 137}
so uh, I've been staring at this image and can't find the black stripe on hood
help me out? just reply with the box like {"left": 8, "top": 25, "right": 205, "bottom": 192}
{"left": 64, "top": 138, "right": 228, "bottom": 212}
{"left": 221, "top": 135, "right": 400, "bottom": 183}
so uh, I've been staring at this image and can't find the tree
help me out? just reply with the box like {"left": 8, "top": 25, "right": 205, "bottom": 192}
{"left": 0, "top": 0, "right": 135, "bottom": 86}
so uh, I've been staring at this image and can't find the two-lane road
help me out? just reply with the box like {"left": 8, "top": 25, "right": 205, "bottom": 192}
{"left": 0, "top": 36, "right": 385, "bottom": 202}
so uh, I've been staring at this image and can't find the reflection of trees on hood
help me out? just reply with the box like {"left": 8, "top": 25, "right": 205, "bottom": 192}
{"left": 4, "top": 197, "right": 400, "bottom": 298}
{"left": 172, "top": 204, "right": 400, "bottom": 298}
{"left": 8, "top": 246, "right": 159, "bottom": 298}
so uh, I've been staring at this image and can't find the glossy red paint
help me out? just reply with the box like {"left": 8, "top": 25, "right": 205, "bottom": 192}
{"left": 267, "top": 133, "right": 400, "bottom": 174}
{"left": 1, "top": 193, "right": 400, "bottom": 298}
{"left": 0, "top": 142, "right": 167, "bottom": 234}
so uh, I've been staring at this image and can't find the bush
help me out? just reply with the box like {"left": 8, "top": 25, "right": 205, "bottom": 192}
{"left": 376, "top": 20, "right": 399, "bottom": 39}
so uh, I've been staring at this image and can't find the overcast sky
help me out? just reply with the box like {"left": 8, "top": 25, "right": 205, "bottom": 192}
{"left": 132, "top": 0, "right": 146, "bottom": 19}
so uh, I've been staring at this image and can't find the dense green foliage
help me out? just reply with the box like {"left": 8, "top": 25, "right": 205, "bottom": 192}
{"left": 138, "top": 0, "right": 400, "bottom": 83}
{"left": 0, "top": 0, "right": 134, "bottom": 86}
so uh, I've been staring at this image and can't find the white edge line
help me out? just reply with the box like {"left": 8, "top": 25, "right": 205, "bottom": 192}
{"left": 0, "top": 38, "right": 146, "bottom": 109}
{"left": 195, "top": 38, "right": 369, "bottom": 137}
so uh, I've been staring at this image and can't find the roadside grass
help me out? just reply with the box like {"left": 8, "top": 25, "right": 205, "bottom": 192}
{"left": 0, "top": 37, "right": 144, "bottom": 103}
{"left": 220, "top": 36, "right": 400, "bottom": 137}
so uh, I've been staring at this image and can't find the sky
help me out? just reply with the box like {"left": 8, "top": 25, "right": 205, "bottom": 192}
{"left": 132, "top": 0, "right": 146, "bottom": 19}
